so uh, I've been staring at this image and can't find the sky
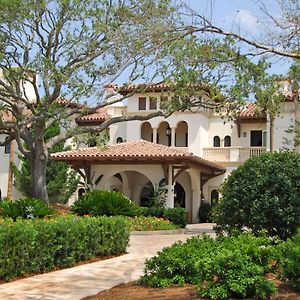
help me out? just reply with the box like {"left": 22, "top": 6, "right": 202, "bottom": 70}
{"left": 185, "top": 0, "right": 291, "bottom": 75}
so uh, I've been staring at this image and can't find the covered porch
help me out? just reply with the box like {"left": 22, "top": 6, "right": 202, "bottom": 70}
{"left": 51, "top": 140, "right": 225, "bottom": 223}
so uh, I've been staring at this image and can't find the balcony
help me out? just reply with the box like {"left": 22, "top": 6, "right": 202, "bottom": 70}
{"left": 203, "top": 147, "right": 267, "bottom": 163}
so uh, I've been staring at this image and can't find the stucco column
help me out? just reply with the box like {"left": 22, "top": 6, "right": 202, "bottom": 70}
{"left": 192, "top": 188, "right": 201, "bottom": 223}
{"left": 152, "top": 127, "right": 157, "bottom": 144}
{"left": 171, "top": 127, "right": 176, "bottom": 147}
{"left": 166, "top": 165, "right": 174, "bottom": 208}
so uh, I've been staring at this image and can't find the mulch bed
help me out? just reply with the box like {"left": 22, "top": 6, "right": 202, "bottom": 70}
{"left": 83, "top": 281, "right": 300, "bottom": 300}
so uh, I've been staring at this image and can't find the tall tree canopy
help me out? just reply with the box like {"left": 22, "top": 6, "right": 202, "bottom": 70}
{"left": 0, "top": 0, "right": 180, "bottom": 202}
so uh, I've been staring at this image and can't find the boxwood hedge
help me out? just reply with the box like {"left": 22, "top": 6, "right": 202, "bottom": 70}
{"left": 0, "top": 215, "right": 129, "bottom": 281}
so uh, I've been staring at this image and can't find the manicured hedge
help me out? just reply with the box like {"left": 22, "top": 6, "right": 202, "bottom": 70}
{"left": 0, "top": 216, "right": 129, "bottom": 281}
{"left": 140, "top": 207, "right": 187, "bottom": 228}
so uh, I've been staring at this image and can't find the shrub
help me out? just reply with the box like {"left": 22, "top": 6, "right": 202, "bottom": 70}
{"left": 214, "top": 151, "right": 300, "bottom": 239}
{"left": 198, "top": 201, "right": 211, "bottom": 223}
{"left": 125, "top": 216, "right": 178, "bottom": 231}
{"left": 140, "top": 233, "right": 281, "bottom": 299}
{"left": 71, "top": 190, "right": 139, "bottom": 217}
{"left": 140, "top": 207, "right": 187, "bottom": 228}
{"left": 0, "top": 215, "right": 129, "bottom": 281}
{"left": 280, "top": 229, "right": 300, "bottom": 288}
{"left": 0, "top": 198, "right": 54, "bottom": 220}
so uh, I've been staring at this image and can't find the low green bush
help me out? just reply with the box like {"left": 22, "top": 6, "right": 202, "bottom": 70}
{"left": 0, "top": 215, "right": 129, "bottom": 281}
{"left": 280, "top": 229, "right": 300, "bottom": 289}
{"left": 215, "top": 152, "right": 300, "bottom": 239}
{"left": 71, "top": 190, "right": 139, "bottom": 217}
{"left": 140, "top": 233, "right": 281, "bottom": 299}
{"left": 0, "top": 198, "right": 54, "bottom": 220}
{"left": 140, "top": 207, "right": 187, "bottom": 228}
{"left": 125, "top": 216, "right": 178, "bottom": 231}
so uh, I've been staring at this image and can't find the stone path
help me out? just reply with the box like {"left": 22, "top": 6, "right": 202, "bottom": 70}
{"left": 0, "top": 224, "right": 215, "bottom": 300}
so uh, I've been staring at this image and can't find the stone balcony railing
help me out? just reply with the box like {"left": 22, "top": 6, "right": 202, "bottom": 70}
{"left": 202, "top": 147, "right": 267, "bottom": 163}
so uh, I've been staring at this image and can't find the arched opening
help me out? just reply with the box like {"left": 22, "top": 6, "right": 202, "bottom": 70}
{"left": 175, "top": 121, "right": 188, "bottom": 147}
{"left": 157, "top": 121, "right": 170, "bottom": 146}
{"left": 211, "top": 189, "right": 219, "bottom": 206}
{"left": 174, "top": 182, "right": 186, "bottom": 208}
{"left": 213, "top": 136, "right": 220, "bottom": 147}
{"left": 224, "top": 135, "right": 231, "bottom": 147}
{"left": 4, "top": 137, "right": 11, "bottom": 154}
{"left": 109, "top": 172, "right": 123, "bottom": 192}
{"left": 116, "top": 137, "right": 123, "bottom": 143}
{"left": 158, "top": 179, "right": 186, "bottom": 208}
{"left": 141, "top": 122, "right": 152, "bottom": 142}
{"left": 140, "top": 181, "right": 155, "bottom": 207}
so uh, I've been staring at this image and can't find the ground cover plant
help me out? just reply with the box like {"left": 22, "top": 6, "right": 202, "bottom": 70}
{"left": 125, "top": 216, "right": 178, "bottom": 231}
{"left": 71, "top": 190, "right": 139, "bottom": 217}
{"left": 214, "top": 151, "right": 300, "bottom": 239}
{"left": 0, "top": 198, "right": 55, "bottom": 220}
{"left": 140, "top": 207, "right": 187, "bottom": 228}
{"left": 140, "top": 233, "right": 282, "bottom": 299}
{"left": 0, "top": 215, "right": 129, "bottom": 281}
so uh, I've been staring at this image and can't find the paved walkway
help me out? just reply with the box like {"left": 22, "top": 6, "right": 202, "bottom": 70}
{"left": 0, "top": 224, "right": 215, "bottom": 300}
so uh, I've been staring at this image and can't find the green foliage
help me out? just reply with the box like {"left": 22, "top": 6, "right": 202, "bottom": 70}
{"left": 71, "top": 190, "right": 139, "bottom": 217}
{"left": 125, "top": 216, "right": 178, "bottom": 231}
{"left": 140, "top": 233, "right": 281, "bottom": 299}
{"left": 280, "top": 229, "right": 300, "bottom": 289}
{"left": 0, "top": 198, "right": 54, "bottom": 220}
{"left": 198, "top": 201, "right": 212, "bottom": 223}
{"left": 140, "top": 207, "right": 187, "bottom": 228}
{"left": 214, "top": 151, "right": 300, "bottom": 239}
{"left": 0, "top": 215, "right": 129, "bottom": 281}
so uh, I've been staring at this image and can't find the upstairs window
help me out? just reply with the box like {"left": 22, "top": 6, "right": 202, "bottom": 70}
{"left": 116, "top": 137, "right": 123, "bottom": 143}
{"left": 213, "top": 136, "right": 220, "bottom": 147}
{"left": 224, "top": 135, "right": 231, "bottom": 147}
{"left": 138, "top": 97, "right": 146, "bottom": 110}
{"left": 4, "top": 137, "right": 10, "bottom": 154}
{"left": 149, "top": 97, "right": 157, "bottom": 110}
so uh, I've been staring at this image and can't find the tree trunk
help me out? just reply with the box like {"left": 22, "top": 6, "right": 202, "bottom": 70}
{"left": 30, "top": 137, "right": 49, "bottom": 204}
{"left": 7, "top": 140, "right": 15, "bottom": 199}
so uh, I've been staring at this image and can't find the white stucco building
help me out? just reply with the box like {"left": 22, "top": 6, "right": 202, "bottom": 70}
{"left": 50, "top": 82, "right": 300, "bottom": 223}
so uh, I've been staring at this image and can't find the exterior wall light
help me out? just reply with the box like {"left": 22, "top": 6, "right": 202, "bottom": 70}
{"left": 166, "top": 125, "right": 171, "bottom": 136}
{"left": 243, "top": 132, "right": 247, "bottom": 137}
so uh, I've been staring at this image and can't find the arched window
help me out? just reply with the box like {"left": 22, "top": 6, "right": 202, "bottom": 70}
{"left": 116, "top": 137, "right": 123, "bottom": 143}
{"left": 211, "top": 189, "right": 219, "bottom": 206}
{"left": 224, "top": 135, "right": 231, "bottom": 147}
{"left": 4, "top": 137, "right": 10, "bottom": 154}
{"left": 213, "top": 136, "right": 220, "bottom": 147}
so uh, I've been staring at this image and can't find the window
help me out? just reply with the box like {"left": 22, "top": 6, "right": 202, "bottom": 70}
{"left": 4, "top": 137, "right": 10, "bottom": 154}
{"left": 211, "top": 189, "right": 219, "bottom": 206}
{"left": 213, "top": 136, "right": 220, "bottom": 147}
{"left": 250, "top": 130, "right": 262, "bottom": 146}
{"left": 138, "top": 97, "right": 146, "bottom": 110}
{"left": 149, "top": 97, "right": 157, "bottom": 110}
{"left": 224, "top": 135, "right": 231, "bottom": 147}
{"left": 116, "top": 137, "right": 123, "bottom": 143}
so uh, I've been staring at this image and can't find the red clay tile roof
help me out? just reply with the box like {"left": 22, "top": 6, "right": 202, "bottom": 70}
{"left": 108, "top": 82, "right": 212, "bottom": 96}
{"left": 51, "top": 140, "right": 225, "bottom": 172}
{"left": 238, "top": 103, "right": 266, "bottom": 119}
{"left": 76, "top": 107, "right": 109, "bottom": 124}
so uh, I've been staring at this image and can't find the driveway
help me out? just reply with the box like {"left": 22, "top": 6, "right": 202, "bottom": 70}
{"left": 0, "top": 224, "right": 215, "bottom": 300}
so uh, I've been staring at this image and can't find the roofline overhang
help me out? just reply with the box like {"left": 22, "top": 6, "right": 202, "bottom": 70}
{"left": 51, "top": 155, "right": 225, "bottom": 174}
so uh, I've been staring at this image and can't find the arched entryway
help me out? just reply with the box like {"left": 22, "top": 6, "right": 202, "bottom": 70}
{"left": 175, "top": 121, "right": 188, "bottom": 147}
{"left": 141, "top": 122, "right": 152, "bottom": 142}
